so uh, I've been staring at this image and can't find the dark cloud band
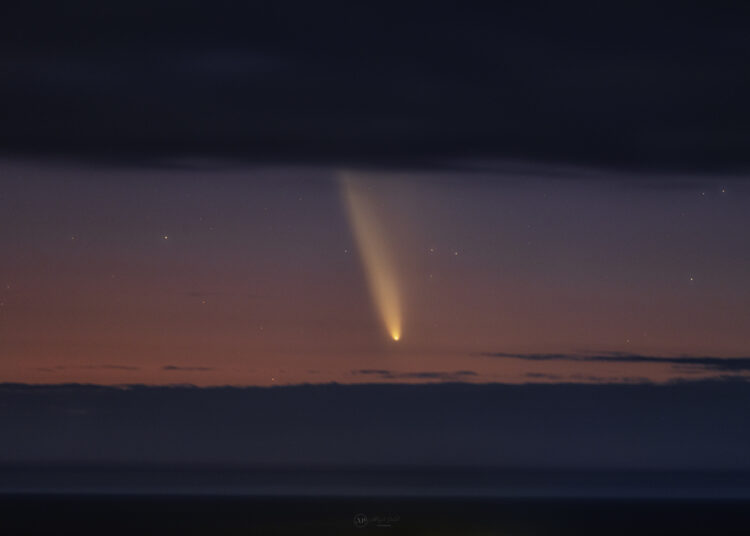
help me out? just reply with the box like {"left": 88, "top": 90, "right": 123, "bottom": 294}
{"left": 2, "top": 2, "right": 750, "bottom": 174}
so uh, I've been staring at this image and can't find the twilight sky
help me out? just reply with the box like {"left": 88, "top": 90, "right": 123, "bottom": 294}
{"left": 1, "top": 159, "right": 749, "bottom": 385}
{"left": 1, "top": 2, "right": 750, "bottom": 387}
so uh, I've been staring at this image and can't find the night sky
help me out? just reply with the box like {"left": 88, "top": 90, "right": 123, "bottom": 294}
{"left": 1, "top": 2, "right": 750, "bottom": 471}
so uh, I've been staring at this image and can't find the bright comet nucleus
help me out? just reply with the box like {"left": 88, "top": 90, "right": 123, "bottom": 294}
{"left": 340, "top": 172, "right": 403, "bottom": 342}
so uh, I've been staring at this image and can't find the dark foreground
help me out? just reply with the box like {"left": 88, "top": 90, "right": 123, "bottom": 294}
{"left": 1, "top": 495, "right": 749, "bottom": 535}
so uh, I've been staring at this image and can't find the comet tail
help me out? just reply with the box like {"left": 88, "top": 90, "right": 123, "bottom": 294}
{"left": 340, "top": 172, "right": 402, "bottom": 341}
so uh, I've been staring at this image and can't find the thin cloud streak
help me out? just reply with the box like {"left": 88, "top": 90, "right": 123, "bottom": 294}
{"left": 36, "top": 365, "right": 142, "bottom": 371}
{"left": 481, "top": 352, "right": 750, "bottom": 372}
{"left": 354, "top": 370, "right": 478, "bottom": 381}
{"left": 162, "top": 366, "right": 214, "bottom": 372}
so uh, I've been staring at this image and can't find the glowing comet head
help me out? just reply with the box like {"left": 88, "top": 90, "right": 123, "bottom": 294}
{"left": 340, "top": 172, "right": 403, "bottom": 341}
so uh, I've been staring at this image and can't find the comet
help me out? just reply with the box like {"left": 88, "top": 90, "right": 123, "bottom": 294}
{"left": 340, "top": 172, "right": 402, "bottom": 341}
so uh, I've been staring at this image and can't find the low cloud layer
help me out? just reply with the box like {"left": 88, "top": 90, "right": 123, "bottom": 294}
{"left": 1, "top": 380, "right": 749, "bottom": 470}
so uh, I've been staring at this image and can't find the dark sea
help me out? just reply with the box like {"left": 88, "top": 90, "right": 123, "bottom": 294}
{"left": 1, "top": 466, "right": 749, "bottom": 534}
